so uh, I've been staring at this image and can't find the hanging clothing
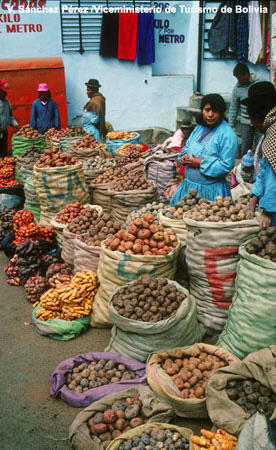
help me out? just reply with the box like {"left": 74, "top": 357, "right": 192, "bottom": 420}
{"left": 99, "top": 12, "right": 119, "bottom": 58}
{"left": 208, "top": 1, "right": 236, "bottom": 56}
{"left": 83, "top": 92, "right": 106, "bottom": 140}
{"left": 258, "top": 0, "right": 269, "bottom": 63}
{"left": 248, "top": 1, "right": 262, "bottom": 64}
{"left": 170, "top": 120, "right": 238, "bottom": 206}
{"left": 82, "top": 110, "right": 101, "bottom": 141}
{"left": 118, "top": 12, "right": 138, "bottom": 60}
{"left": 137, "top": 12, "right": 155, "bottom": 65}
{"left": 236, "top": 0, "right": 249, "bottom": 62}
{"left": 30, "top": 98, "right": 60, "bottom": 134}
{"left": 266, "top": 14, "right": 270, "bottom": 69}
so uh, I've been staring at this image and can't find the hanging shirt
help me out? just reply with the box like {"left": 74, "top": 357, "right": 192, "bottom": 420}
{"left": 118, "top": 12, "right": 138, "bottom": 60}
{"left": 99, "top": 12, "right": 119, "bottom": 57}
{"left": 30, "top": 98, "right": 60, "bottom": 134}
{"left": 248, "top": 1, "right": 262, "bottom": 64}
{"left": 236, "top": 0, "right": 249, "bottom": 62}
{"left": 170, "top": 120, "right": 238, "bottom": 206}
{"left": 137, "top": 12, "right": 155, "bottom": 65}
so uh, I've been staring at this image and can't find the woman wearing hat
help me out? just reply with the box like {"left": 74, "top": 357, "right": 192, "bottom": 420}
{"left": 231, "top": 150, "right": 256, "bottom": 188}
{"left": 83, "top": 79, "right": 107, "bottom": 142}
{"left": 30, "top": 83, "right": 61, "bottom": 134}
{"left": 243, "top": 81, "right": 276, "bottom": 229}
{"left": 170, "top": 94, "right": 239, "bottom": 206}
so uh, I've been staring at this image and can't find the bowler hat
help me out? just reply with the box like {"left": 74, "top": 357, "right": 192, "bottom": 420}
{"left": 241, "top": 81, "right": 276, "bottom": 107}
{"left": 85, "top": 79, "right": 101, "bottom": 88}
{"left": 180, "top": 118, "right": 195, "bottom": 129}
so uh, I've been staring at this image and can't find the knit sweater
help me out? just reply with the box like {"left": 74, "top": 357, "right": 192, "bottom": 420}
{"left": 228, "top": 75, "right": 261, "bottom": 128}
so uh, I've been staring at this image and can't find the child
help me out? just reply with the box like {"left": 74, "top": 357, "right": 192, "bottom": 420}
{"left": 231, "top": 150, "right": 256, "bottom": 188}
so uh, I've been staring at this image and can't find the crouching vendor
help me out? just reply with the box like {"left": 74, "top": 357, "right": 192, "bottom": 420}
{"left": 242, "top": 82, "right": 276, "bottom": 229}
{"left": 170, "top": 94, "right": 239, "bottom": 206}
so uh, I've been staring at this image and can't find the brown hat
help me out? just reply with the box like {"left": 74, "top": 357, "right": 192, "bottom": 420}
{"left": 85, "top": 79, "right": 101, "bottom": 89}
{"left": 241, "top": 81, "right": 276, "bottom": 107}
{"left": 180, "top": 118, "right": 195, "bottom": 129}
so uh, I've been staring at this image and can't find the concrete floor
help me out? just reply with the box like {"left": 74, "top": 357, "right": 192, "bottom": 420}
{"left": 0, "top": 251, "right": 211, "bottom": 450}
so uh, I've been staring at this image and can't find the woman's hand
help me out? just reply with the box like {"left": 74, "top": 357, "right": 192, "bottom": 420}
{"left": 185, "top": 154, "right": 202, "bottom": 169}
{"left": 246, "top": 195, "right": 258, "bottom": 214}
{"left": 257, "top": 212, "right": 271, "bottom": 230}
{"left": 180, "top": 153, "right": 189, "bottom": 165}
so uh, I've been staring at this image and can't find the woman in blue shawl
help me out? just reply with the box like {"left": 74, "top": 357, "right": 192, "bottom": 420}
{"left": 170, "top": 94, "right": 239, "bottom": 206}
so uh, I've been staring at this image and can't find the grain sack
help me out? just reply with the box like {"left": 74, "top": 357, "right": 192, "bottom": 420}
{"left": 61, "top": 205, "right": 102, "bottom": 267}
{"left": 59, "top": 135, "right": 87, "bottom": 154}
{"left": 90, "top": 182, "right": 111, "bottom": 214}
{"left": 236, "top": 413, "right": 276, "bottom": 450}
{"left": 21, "top": 167, "right": 33, "bottom": 184}
{"left": 33, "top": 162, "right": 89, "bottom": 225}
{"left": 206, "top": 346, "right": 276, "bottom": 436}
{"left": 12, "top": 135, "right": 45, "bottom": 158}
{"left": 144, "top": 151, "right": 178, "bottom": 203}
{"left": 106, "top": 132, "right": 141, "bottom": 156}
{"left": 231, "top": 182, "right": 252, "bottom": 202}
{"left": 74, "top": 235, "right": 101, "bottom": 274}
{"left": 90, "top": 241, "right": 180, "bottom": 328}
{"left": 107, "top": 422, "right": 193, "bottom": 450}
{"left": 183, "top": 217, "right": 259, "bottom": 331}
{"left": 69, "top": 386, "right": 174, "bottom": 450}
{"left": 159, "top": 211, "right": 187, "bottom": 245}
{"left": 217, "top": 241, "right": 276, "bottom": 359}
{"left": 147, "top": 343, "right": 239, "bottom": 418}
{"left": 72, "top": 143, "right": 108, "bottom": 162}
{"left": 106, "top": 280, "right": 202, "bottom": 362}
{"left": 109, "top": 185, "right": 158, "bottom": 224}
{"left": 24, "top": 175, "right": 40, "bottom": 222}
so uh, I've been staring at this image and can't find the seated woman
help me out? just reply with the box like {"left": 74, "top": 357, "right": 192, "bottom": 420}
{"left": 170, "top": 94, "right": 239, "bottom": 206}
{"left": 82, "top": 78, "right": 107, "bottom": 142}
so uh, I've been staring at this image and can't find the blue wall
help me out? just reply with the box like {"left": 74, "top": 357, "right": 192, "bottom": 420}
{"left": 0, "top": 0, "right": 269, "bottom": 130}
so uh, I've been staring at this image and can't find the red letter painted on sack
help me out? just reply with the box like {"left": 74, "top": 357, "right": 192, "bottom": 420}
{"left": 204, "top": 247, "right": 238, "bottom": 308}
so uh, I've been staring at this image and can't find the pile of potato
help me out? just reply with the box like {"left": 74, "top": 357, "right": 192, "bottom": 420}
{"left": 72, "top": 136, "right": 100, "bottom": 150}
{"left": 126, "top": 202, "right": 165, "bottom": 226}
{"left": 110, "top": 172, "right": 154, "bottom": 192}
{"left": 55, "top": 202, "right": 86, "bottom": 224}
{"left": 115, "top": 146, "right": 141, "bottom": 166}
{"left": 35, "top": 148, "right": 78, "bottom": 168}
{"left": 16, "top": 147, "right": 43, "bottom": 170}
{"left": 4, "top": 256, "right": 20, "bottom": 286}
{"left": 14, "top": 124, "right": 41, "bottom": 138}
{"left": 80, "top": 213, "right": 121, "bottom": 247}
{"left": 35, "top": 270, "right": 99, "bottom": 321}
{"left": 184, "top": 196, "right": 254, "bottom": 222}
{"left": 106, "top": 131, "right": 136, "bottom": 140}
{"left": 93, "top": 167, "right": 126, "bottom": 185}
{"left": 16, "top": 239, "right": 41, "bottom": 285}
{"left": 245, "top": 227, "right": 276, "bottom": 262}
{"left": 66, "top": 360, "right": 138, "bottom": 393}
{"left": 226, "top": 379, "right": 276, "bottom": 418}
{"left": 162, "top": 189, "right": 202, "bottom": 219}
{"left": 62, "top": 126, "right": 87, "bottom": 137}
{"left": 0, "top": 208, "right": 17, "bottom": 240}
{"left": 105, "top": 213, "right": 178, "bottom": 255}
{"left": 48, "top": 272, "right": 73, "bottom": 288}
{"left": 120, "top": 427, "right": 190, "bottom": 450}
{"left": 116, "top": 143, "right": 143, "bottom": 155}
{"left": 87, "top": 394, "right": 147, "bottom": 446}
{"left": 159, "top": 350, "right": 227, "bottom": 400}
{"left": 44, "top": 128, "right": 65, "bottom": 140}
{"left": 24, "top": 275, "right": 48, "bottom": 303}
{"left": 191, "top": 429, "right": 237, "bottom": 449}
{"left": 84, "top": 156, "right": 117, "bottom": 172}
{"left": 45, "top": 262, "right": 73, "bottom": 281}
{"left": 112, "top": 276, "right": 186, "bottom": 322}
{"left": 67, "top": 208, "right": 101, "bottom": 234}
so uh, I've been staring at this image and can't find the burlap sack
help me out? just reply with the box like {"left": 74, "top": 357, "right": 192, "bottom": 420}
{"left": 74, "top": 235, "right": 101, "bottom": 274}
{"left": 90, "top": 241, "right": 180, "bottom": 328}
{"left": 144, "top": 152, "right": 178, "bottom": 202}
{"left": 72, "top": 143, "right": 108, "bottom": 162}
{"left": 109, "top": 184, "right": 158, "bottom": 224}
{"left": 146, "top": 343, "right": 239, "bottom": 418}
{"left": 159, "top": 211, "right": 187, "bottom": 245}
{"left": 90, "top": 182, "right": 111, "bottom": 214}
{"left": 107, "top": 422, "right": 192, "bottom": 450}
{"left": 217, "top": 241, "right": 276, "bottom": 359}
{"left": 106, "top": 280, "right": 202, "bottom": 362}
{"left": 206, "top": 346, "right": 276, "bottom": 436}
{"left": 69, "top": 386, "right": 174, "bottom": 450}
{"left": 183, "top": 217, "right": 259, "bottom": 331}
{"left": 61, "top": 205, "right": 102, "bottom": 266}
{"left": 33, "top": 162, "right": 89, "bottom": 225}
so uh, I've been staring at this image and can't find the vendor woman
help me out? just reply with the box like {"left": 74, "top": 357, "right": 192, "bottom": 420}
{"left": 83, "top": 79, "right": 107, "bottom": 142}
{"left": 170, "top": 94, "right": 239, "bottom": 206}
{"left": 243, "top": 82, "right": 276, "bottom": 229}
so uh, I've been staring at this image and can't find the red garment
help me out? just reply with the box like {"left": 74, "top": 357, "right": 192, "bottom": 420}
{"left": 118, "top": 12, "right": 138, "bottom": 60}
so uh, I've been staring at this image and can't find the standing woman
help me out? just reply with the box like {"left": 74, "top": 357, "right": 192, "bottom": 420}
{"left": 30, "top": 83, "right": 61, "bottom": 134}
{"left": 170, "top": 94, "right": 238, "bottom": 206}
{"left": 243, "top": 82, "right": 276, "bottom": 229}
{"left": 83, "top": 79, "right": 107, "bottom": 142}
